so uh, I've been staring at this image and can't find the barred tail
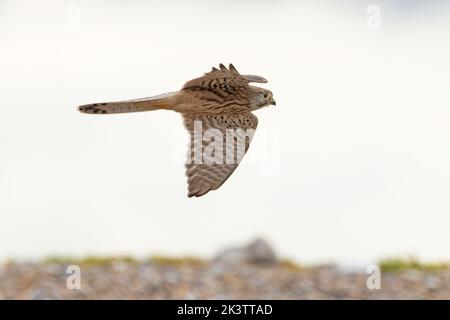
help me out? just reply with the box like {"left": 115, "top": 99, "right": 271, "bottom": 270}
{"left": 78, "top": 92, "right": 178, "bottom": 114}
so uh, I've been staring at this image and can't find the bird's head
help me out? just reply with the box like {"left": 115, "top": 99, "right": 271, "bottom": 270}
{"left": 249, "top": 86, "right": 276, "bottom": 110}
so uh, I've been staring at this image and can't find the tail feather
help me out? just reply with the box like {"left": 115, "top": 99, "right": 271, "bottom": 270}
{"left": 78, "top": 92, "right": 177, "bottom": 114}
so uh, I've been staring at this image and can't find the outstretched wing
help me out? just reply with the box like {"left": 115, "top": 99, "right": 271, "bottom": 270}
{"left": 183, "top": 112, "right": 258, "bottom": 197}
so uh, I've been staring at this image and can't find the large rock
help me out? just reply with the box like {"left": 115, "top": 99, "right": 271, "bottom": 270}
{"left": 213, "top": 238, "right": 277, "bottom": 266}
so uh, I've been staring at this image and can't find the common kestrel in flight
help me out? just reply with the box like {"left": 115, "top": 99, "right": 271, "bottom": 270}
{"left": 78, "top": 64, "right": 276, "bottom": 197}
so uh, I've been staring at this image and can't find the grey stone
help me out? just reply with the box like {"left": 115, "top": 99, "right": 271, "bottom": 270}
{"left": 213, "top": 238, "right": 277, "bottom": 266}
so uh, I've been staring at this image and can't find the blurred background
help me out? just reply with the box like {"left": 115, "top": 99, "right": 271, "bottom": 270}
{"left": 1, "top": 0, "right": 450, "bottom": 273}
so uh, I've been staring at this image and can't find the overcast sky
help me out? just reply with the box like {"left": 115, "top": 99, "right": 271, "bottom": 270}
{"left": 1, "top": 0, "right": 450, "bottom": 266}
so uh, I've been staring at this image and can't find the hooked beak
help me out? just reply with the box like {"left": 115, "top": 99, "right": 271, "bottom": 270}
{"left": 270, "top": 99, "right": 276, "bottom": 106}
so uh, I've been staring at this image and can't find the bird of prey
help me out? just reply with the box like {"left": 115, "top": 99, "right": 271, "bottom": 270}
{"left": 78, "top": 64, "right": 276, "bottom": 197}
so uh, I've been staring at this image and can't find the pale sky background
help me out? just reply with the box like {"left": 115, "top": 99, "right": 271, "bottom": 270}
{"left": 1, "top": 0, "right": 450, "bottom": 267}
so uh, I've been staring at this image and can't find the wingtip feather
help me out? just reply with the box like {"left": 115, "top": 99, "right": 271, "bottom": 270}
{"left": 229, "top": 63, "right": 240, "bottom": 74}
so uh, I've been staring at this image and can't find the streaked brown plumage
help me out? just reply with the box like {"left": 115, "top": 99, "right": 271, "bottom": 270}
{"left": 78, "top": 63, "right": 276, "bottom": 197}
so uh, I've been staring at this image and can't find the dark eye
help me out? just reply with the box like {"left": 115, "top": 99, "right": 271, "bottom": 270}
{"left": 263, "top": 93, "right": 268, "bottom": 98}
